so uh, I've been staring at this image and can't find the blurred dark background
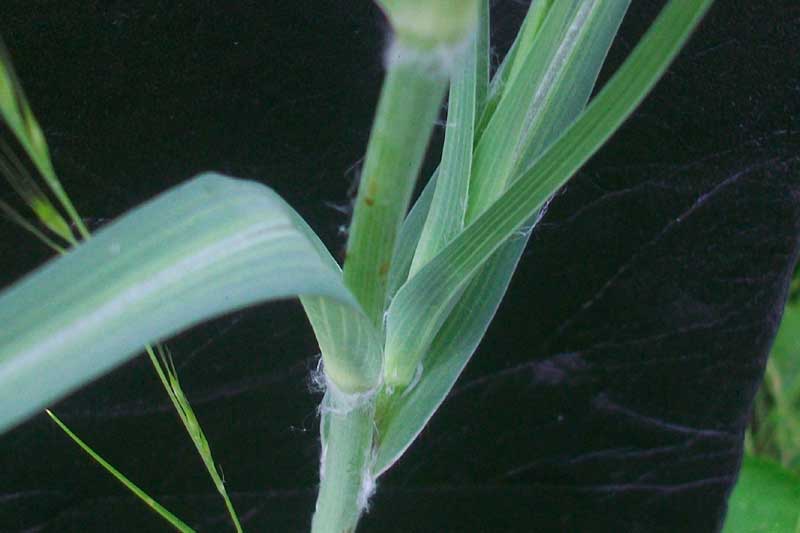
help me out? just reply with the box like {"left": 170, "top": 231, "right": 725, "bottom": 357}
{"left": 0, "top": 1, "right": 798, "bottom": 531}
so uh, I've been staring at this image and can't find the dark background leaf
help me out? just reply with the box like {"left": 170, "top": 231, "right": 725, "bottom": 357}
{"left": 0, "top": 1, "right": 797, "bottom": 532}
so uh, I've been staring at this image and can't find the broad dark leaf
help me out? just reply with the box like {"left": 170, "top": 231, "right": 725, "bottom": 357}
{"left": 0, "top": 1, "right": 797, "bottom": 532}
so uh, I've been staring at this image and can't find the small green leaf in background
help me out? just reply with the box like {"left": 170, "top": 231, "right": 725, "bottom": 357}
{"left": 723, "top": 456, "right": 800, "bottom": 533}
{"left": 762, "top": 303, "right": 800, "bottom": 468}
{"left": 737, "top": 268, "right": 800, "bottom": 532}
{"left": 747, "top": 269, "right": 800, "bottom": 473}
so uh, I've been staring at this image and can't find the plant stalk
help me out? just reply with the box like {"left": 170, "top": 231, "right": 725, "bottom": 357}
{"left": 341, "top": 45, "right": 448, "bottom": 325}
{"left": 311, "top": 397, "right": 376, "bottom": 533}
{"left": 317, "top": 25, "right": 470, "bottom": 533}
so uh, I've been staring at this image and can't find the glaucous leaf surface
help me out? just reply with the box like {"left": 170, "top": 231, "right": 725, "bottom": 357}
{"left": 0, "top": 173, "right": 381, "bottom": 433}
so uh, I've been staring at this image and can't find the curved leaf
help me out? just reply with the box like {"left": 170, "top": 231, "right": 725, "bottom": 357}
{"left": 0, "top": 173, "right": 382, "bottom": 433}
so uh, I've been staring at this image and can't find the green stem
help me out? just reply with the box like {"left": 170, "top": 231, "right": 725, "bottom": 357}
{"left": 341, "top": 47, "right": 448, "bottom": 325}
{"left": 319, "top": 11, "right": 477, "bottom": 531}
{"left": 311, "top": 396, "right": 376, "bottom": 533}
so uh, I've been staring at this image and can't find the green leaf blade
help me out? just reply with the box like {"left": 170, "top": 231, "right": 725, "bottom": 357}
{"left": 375, "top": 234, "right": 528, "bottom": 473}
{"left": 383, "top": 0, "right": 715, "bottom": 388}
{"left": 0, "top": 41, "right": 88, "bottom": 239}
{"left": 476, "top": 0, "right": 554, "bottom": 138}
{"left": 0, "top": 173, "right": 381, "bottom": 433}
{"left": 46, "top": 409, "right": 196, "bottom": 533}
{"left": 408, "top": 2, "right": 482, "bottom": 277}
{"left": 467, "top": 0, "right": 630, "bottom": 224}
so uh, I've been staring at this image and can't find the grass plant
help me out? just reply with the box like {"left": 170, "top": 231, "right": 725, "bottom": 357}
{"left": 0, "top": 1, "right": 726, "bottom": 531}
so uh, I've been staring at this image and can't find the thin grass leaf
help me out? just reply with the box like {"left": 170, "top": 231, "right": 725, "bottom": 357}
{"left": 467, "top": 0, "right": 630, "bottom": 223}
{"left": 386, "top": 170, "right": 437, "bottom": 302}
{"left": 384, "top": 0, "right": 510, "bottom": 299}
{"left": 383, "top": 0, "right": 714, "bottom": 388}
{"left": 474, "top": 0, "right": 490, "bottom": 119}
{"left": 476, "top": 0, "right": 554, "bottom": 138}
{"left": 147, "top": 344, "right": 243, "bottom": 533}
{"left": 509, "top": 0, "right": 631, "bottom": 176}
{"left": 0, "top": 173, "right": 382, "bottom": 433}
{"left": 375, "top": 233, "right": 528, "bottom": 473}
{"left": 0, "top": 140, "right": 74, "bottom": 243}
{"left": 45, "top": 410, "right": 196, "bottom": 533}
{"left": 408, "top": 2, "right": 485, "bottom": 277}
{"left": 0, "top": 198, "right": 66, "bottom": 253}
{"left": 0, "top": 40, "right": 88, "bottom": 239}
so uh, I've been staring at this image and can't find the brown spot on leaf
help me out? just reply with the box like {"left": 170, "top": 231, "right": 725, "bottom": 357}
{"left": 367, "top": 177, "right": 378, "bottom": 195}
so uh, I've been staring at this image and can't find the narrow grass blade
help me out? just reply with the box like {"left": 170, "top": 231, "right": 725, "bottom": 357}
{"left": 375, "top": 234, "right": 528, "bottom": 473}
{"left": 383, "top": 1, "right": 489, "bottom": 383}
{"left": 384, "top": 0, "right": 715, "bottom": 387}
{"left": 386, "top": 170, "right": 437, "bottom": 302}
{"left": 0, "top": 141, "right": 74, "bottom": 243}
{"left": 0, "top": 198, "right": 66, "bottom": 253}
{"left": 383, "top": 0, "right": 630, "bottom": 392}
{"left": 408, "top": 3, "right": 483, "bottom": 276}
{"left": 0, "top": 173, "right": 382, "bottom": 433}
{"left": 46, "top": 410, "right": 195, "bottom": 533}
{"left": 510, "top": 0, "right": 631, "bottom": 176}
{"left": 0, "top": 41, "right": 88, "bottom": 238}
{"left": 147, "top": 345, "right": 243, "bottom": 532}
{"left": 467, "top": 0, "right": 630, "bottom": 223}
{"left": 474, "top": 0, "right": 490, "bottom": 118}
{"left": 476, "top": 0, "right": 554, "bottom": 138}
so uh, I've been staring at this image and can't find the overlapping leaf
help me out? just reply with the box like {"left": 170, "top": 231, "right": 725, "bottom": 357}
{"left": 383, "top": 0, "right": 631, "bottom": 387}
{"left": 377, "top": 0, "right": 712, "bottom": 468}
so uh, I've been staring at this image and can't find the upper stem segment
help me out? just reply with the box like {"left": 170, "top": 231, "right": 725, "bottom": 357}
{"left": 341, "top": 51, "right": 448, "bottom": 325}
